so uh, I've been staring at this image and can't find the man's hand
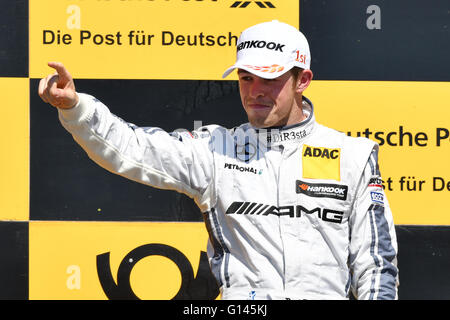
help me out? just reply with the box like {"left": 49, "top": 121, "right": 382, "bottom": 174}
{"left": 38, "top": 62, "right": 79, "bottom": 109}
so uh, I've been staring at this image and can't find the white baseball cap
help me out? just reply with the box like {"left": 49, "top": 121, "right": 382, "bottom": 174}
{"left": 222, "top": 20, "right": 311, "bottom": 79}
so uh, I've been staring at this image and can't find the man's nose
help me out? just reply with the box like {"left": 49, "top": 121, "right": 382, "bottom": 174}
{"left": 249, "top": 78, "right": 267, "bottom": 98}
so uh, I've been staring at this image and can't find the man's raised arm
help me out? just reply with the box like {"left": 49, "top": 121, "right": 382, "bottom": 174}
{"left": 37, "top": 62, "right": 216, "bottom": 212}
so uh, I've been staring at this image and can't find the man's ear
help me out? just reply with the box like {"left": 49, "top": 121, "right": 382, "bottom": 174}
{"left": 295, "top": 69, "right": 313, "bottom": 94}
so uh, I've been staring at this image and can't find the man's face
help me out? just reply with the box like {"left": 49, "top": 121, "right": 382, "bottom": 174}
{"left": 238, "top": 69, "right": 302, "bottom": 128}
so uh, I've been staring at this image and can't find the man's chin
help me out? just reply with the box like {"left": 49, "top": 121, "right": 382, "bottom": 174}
{"left": 248, "top": 118, "right": 277, "bottom": 129}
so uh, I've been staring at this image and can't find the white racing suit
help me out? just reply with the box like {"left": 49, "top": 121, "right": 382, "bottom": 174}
{"left": 58, "top": 93, "right": 399, "bottom": 300}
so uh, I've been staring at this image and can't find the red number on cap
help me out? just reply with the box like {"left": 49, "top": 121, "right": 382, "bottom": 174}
{"left": 295, "top": 50, "right": 306, "bottom": 64}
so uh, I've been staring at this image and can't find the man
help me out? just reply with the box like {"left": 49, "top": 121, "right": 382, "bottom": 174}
{"left": 39, "top": 20, "right": 398, "bottom": 299}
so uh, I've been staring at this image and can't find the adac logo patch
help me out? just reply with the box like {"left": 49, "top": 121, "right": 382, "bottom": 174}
{"left": 302, "top": 145, "right": 341, "bottom": 181}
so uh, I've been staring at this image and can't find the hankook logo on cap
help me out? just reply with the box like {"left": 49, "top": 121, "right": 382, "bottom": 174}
{"left": 237, "top": 40, "right": 285, "bottom": 52}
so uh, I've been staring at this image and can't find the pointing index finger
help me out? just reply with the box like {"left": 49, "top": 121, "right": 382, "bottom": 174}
{"left": 47, "top": 61, "right": 72, "bottom": 81}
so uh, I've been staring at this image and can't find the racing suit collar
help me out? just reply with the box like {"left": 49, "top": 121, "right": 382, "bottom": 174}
{"left": 254, "top": 96, "right": 315, "bottom": 147}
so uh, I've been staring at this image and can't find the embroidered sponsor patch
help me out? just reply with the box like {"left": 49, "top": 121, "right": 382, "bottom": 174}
{"left": 235, "top": 142, "right": 257, "bottom": 162}
{"left": 370, "top": 191, "right": 384, "bottom": 205}
{"left": 368, "top": 176, "right": 383, "bottom": 189}
{"left": 302, "top": 145, "right": 341, "bottom": 181}
{"left": 296, "top": 180, "right": 348, "bottom": 201}
{"left": 224, "top": 163, "right": 263, "bottom": 175}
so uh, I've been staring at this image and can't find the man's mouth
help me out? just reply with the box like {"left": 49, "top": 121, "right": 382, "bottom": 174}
{"left": 247, "top": 102, "right": 272, "bottom": 110}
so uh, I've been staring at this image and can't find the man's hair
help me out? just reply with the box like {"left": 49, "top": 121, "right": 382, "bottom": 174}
{"left": 290, "top": 67, "right": 304, "bottom": 84}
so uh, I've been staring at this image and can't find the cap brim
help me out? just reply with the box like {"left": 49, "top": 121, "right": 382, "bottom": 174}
{"left": 222, "top": 65, "right": 236, "bottom": 79}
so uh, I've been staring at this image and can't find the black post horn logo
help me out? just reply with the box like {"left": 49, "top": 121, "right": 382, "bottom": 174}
{"left": 97, "top": 243, "right": 219, "bottom": 300}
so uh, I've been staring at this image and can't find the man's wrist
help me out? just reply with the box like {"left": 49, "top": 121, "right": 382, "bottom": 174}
{"left": 58, "top": 92, "right": 87, "bottom": 122}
